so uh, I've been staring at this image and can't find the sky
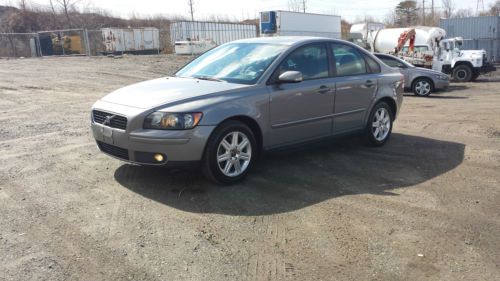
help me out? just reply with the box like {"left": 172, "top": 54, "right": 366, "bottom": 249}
{"left": 0, "top": 0, "right": 496, "bottom": 22}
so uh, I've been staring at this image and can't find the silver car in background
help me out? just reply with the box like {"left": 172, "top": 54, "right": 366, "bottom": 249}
{"left": 375, "top": 53, "right": 449, "bottom": 97}
{"left": 91, "top": 37, "right": 404, "bottom": 184}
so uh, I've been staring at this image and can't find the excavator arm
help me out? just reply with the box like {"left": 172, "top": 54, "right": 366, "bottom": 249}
{"left": 395, "top": 29, "right": 416, "bottom": 54}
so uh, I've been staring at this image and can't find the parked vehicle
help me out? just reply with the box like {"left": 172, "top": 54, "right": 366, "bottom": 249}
{"left": 375, "top": 53, "right": 449, "bottom": 97}
{"left": 362, "top": 26, "right": 496, "bottom": 82}
{"left": 260, "top": 11, "right": 341, "bottom": 39}
{"left": 91, "top": 37, "right": 404, "bottom": 184}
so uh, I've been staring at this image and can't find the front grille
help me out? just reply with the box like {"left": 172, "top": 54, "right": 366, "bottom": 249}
{"left": 92, "top": 110, "right": 128, "bottom": 130}
{"left": 97, "top": 141, "right": 129, "bottom": 160}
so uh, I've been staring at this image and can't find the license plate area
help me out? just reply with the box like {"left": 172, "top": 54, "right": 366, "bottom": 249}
{"left": 101, "top": 126, "right": 114, "bottom": 143}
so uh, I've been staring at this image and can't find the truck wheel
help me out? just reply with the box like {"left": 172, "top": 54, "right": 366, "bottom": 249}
{"left": 453, "top": 65, "right": 472, "bottom": 82}
{"left": 412, "top": 78, "right": 433, "bottom": 97}
{"left": 202, "top": 120, "right": 257, "bottom": 184}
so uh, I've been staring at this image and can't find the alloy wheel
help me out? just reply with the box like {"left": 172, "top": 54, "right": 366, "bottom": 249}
{"left": 372, "top": 108, "right": 391, "bottom": 141}
{"left": 415, "top": 80, "right": 431, "bottom": 96}
{"left": 216, "top": 131, "right": 252, "bottom": 177}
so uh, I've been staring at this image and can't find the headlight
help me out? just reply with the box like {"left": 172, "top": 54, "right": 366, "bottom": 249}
{"left": 435, "top": 74, "right": 448, "bottom": 80}
{"left": 144, "top": 112, "right": 203, "bottom": 130}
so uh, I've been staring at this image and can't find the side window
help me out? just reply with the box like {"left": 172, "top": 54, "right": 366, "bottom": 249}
{"left": 331, "top": 43, "right": 367, "bottom": 76}
{"left": 364, "top": 54, "right": 381, "bottom": 73}
{"left": 277, "top": 44, "right": 329, "bottom": 80}
{"left": 379, "top": 56, "right": 405, "bottom": 68}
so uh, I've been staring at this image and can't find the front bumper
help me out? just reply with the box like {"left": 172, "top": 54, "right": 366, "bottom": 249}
{"left": 434, "top": 79, "right": 450, "bottom": 90}
{"left": 478, "top": 63, "right": 497, "bottom": 74}
{"left": 91, "top": 120, "right": 215, "bottom": 166}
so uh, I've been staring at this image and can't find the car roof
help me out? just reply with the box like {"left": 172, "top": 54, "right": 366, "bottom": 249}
{"left": 231, "top": 36, "right": 341, "bottom": 46}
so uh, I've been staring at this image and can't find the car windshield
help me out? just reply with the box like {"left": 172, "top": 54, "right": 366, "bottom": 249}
{"left": 176, "top": 43, "right": 288, "bottom": 85}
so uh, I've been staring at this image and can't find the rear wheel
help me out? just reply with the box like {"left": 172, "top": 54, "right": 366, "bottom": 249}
{"left": 364, "top": 102, "right": 393, "bottom": 147}
{"left": 412, "top": 78, "right": 433, "bottom": 97}
{"left": 453, "top": 65, "right": 472, "bottom": 82}
{"left": 202, "top": 120, "right": 256, "bottom": 184}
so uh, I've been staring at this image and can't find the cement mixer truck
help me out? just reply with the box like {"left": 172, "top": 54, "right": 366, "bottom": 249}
{"left": 357, "top": 26, "right": 496, "bottom": 82}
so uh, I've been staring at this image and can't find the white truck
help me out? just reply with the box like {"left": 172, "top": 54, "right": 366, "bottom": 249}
{"left": 360, "top": 26, "right": 496, "bottom": 82}
{"left": 260, "top": 11, "right": 341, "bottom": 39}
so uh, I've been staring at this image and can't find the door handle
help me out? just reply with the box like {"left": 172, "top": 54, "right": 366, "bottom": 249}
{"left": 364, "top": 80, "right": 376, "bottom": 88}
{"left": 317, "top": 85, "right": 331, "bottom": 94}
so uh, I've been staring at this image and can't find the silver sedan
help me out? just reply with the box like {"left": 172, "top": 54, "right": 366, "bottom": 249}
{"left": 375, "top": 53, "right": 449, "bottom": 97}
{"left": 91, "top": 37, "right": 404, "bottom": 184}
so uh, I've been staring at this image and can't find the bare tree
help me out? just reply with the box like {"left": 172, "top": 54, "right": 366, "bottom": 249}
{"left": 288, "top": 0, "right": 307, "bottom": 12}
{"left": 187, "top": 0, "right": 194, "bottom": 21}
{"left": 54, "top": 0, "right": 81, "bottom": 28}
{"left": 442, "top": 0, "right": 455, "bottom": 18}
{"left": 454, "top": 8, "right": 474, "bottom": 18}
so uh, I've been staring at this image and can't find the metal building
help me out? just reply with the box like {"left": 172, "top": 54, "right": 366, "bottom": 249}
{"left": 440, "top": 16, "right": 500, "bottom": 62}
{"left": 170, "top": 21, "right": 257, "bottom": 46}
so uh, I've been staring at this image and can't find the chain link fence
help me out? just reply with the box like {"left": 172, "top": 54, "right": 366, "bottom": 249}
{"left": 0, "top": 33, "right": 38, "bottom": 57}
{"left": 0, "top": 23, "right": 257, "bottom": 58}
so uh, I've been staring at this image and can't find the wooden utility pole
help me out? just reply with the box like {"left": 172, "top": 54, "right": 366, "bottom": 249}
{"left": 431, "top": 0, "right": 434, "bottom": 20}
{"left": 188, "top": 0, "right": 194, "bottom": 21}
{"left": 422, "top": 0, "right": 425, "bottom": 25}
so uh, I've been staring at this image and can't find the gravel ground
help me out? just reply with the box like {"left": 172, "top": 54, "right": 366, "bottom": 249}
{"left": 0, "top": 55, "right": 499, "bottom": 281}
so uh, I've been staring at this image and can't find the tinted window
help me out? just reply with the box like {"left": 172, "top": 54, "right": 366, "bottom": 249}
{"left": 277, "top": 44, "right": 329, "bottom": 80}
{"left": 365, "top": 54, "right": 381, "bottom": 73}
{"left": 331, "top": 43, "right": 367, "bottom": 76}
{"left": 378, "top": 56, "right": 406, "bottom": 68}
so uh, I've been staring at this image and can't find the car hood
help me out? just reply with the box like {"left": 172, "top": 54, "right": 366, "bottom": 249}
{"left": 412, "top": 67, "right": 443, "bottom": 76}
{"left": 101, "top": 77, "right": 249, "bottom": 109}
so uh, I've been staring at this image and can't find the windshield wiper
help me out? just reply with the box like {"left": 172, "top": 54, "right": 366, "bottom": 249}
{"left": 195, "top": 76, "right": 225, "bottom": 82}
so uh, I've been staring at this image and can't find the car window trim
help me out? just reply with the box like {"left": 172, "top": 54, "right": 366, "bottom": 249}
{"left": 267, "top": 42, "right": 331, "bottom": 85}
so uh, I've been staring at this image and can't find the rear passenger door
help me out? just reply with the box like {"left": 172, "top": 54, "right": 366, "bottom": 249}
{"left": 330, "top": 43, "right": 380, "bottom": 133}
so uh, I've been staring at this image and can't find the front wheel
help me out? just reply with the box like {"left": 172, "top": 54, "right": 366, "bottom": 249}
{"left": 202, "top": 120, "right": 257, "bottom": 184}
{"left": 412, "top": 78, "right": 434, "bottom": 97}
{"left": 364, "top": 102, "right": 393, "bottom": 147}
{"left": 453, "top": 65, "right": 472, "bottom": 82}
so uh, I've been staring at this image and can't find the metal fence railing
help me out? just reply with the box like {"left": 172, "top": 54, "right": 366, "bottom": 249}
{"left": 0, "top": 33, "right": 38, "bottom": 57}
{"left": 0, "top": 23, "right": 259, "bottom": 58}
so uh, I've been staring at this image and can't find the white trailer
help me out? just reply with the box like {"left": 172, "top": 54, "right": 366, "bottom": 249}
{"left": 101, "top": 27, "right": 159, "bottom": 54}
{"left": 260, "top": 11, "right": 341, "bottom": 39}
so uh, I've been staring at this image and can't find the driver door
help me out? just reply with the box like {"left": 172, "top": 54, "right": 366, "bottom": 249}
{"left": 267, "top": 43, "right": 335, "bottom": 147}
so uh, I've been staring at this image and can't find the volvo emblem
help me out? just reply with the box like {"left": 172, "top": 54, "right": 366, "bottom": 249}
{"left": 103, "top": 115, "right": 115, "bottom": 126}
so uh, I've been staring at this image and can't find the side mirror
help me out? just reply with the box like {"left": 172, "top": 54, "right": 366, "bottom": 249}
{"left": 278, "top": 71, "right": 303, "bottom": 83}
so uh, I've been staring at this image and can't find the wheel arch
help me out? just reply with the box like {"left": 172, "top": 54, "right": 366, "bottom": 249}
{"left": 453, "top": 60, "right": 474, "bottom": 70}
{"left": 206, "top": 115, "right": 264, "bottom": 155}
{"left": 375, "top": 97, "right": 398, "bottom": 120}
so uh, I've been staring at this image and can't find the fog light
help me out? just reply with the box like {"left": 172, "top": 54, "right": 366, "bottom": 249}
{"left": 154, "top": 154, "right": 164, "bottom": 162}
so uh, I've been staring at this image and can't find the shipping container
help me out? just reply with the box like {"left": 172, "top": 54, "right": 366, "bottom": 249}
{"left": 260, "top": 11, "right": 341, "bottom": 39}
{"left": 440, "top": 16, "right": 500, "bottom": 62}
{"left": 170, "top": 21, "right": 257, "bottom": 46}
{"left": 101, "top": 27, "right": 159, "bottom": 54}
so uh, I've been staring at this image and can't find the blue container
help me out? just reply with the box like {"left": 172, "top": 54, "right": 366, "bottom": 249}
{"left": 260, "top": 11, "right": 277, "bottom": 34}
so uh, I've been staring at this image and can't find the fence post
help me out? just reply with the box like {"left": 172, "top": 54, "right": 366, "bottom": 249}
{"left": 84, "top": 29, "right": 91, "bottom": 56}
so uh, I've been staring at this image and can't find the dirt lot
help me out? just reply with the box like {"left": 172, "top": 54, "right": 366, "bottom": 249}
{"left": 0, "top": 55, "right": 499, "bottom": 281}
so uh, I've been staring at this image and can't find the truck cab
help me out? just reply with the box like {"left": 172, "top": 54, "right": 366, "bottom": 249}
{"left": 434, "top": 37, "right": 496, "bottom": 82}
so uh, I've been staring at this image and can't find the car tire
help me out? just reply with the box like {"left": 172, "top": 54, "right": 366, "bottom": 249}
{"left": 412, "top": 78, "right": 434, "bottom": 97}
{"left": 453, "top": 65, "right": 472, "bottom": 82}
{"left": 202, "top": 120, "right": 257, "bottom": 184}
{"left": 363, "top": 102, "right": 393, "bottom": 147}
